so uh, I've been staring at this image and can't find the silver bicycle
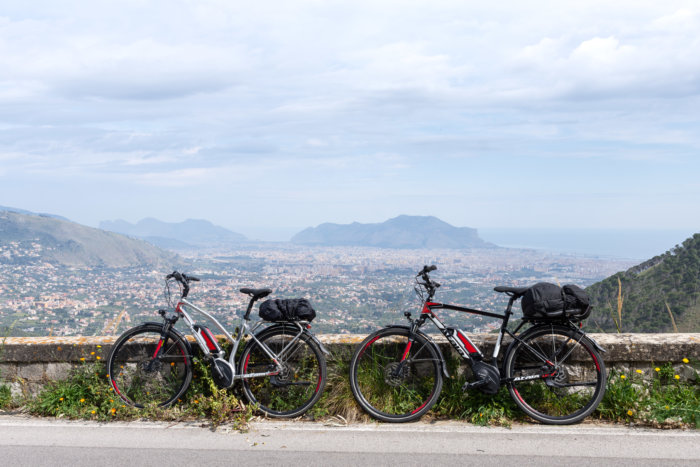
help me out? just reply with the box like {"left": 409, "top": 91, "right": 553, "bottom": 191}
{"left": 108, "top": 271, "right": 328, "bottom": 418}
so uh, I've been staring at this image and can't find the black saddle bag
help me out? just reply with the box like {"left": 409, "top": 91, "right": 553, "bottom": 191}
{"left": 259, "top": 298, "right": 316, "bottom": 322}
{"left": 521, "top": 282, "right": 591, "bottom": 321}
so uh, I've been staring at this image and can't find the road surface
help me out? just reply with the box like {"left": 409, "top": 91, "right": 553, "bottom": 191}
{"left": 0, "top": 415, "right": 698, "bottom": 466}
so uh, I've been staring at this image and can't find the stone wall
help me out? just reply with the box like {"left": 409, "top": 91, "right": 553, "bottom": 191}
{"left": 1, "top": 333, "right": 699, "bottom": 396}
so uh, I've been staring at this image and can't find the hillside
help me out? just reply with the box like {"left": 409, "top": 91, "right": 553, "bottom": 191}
{"left": 100, "top": 218, "right": 247, "bottom": 249}
{"left": 0, "top": 211, "right": 178, "bottom": 268}
{"left": 291, "top": 215, "right": 494, "bottom": 249}
{"left": 586, "top": 233, "right": 700, "bottom": 332}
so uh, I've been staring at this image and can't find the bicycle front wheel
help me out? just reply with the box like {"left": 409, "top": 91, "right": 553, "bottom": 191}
{"left": 504, "top": 324, "right": 606, "bottom": 424}
{"left": 108, "top": 324, "right": 192, "bottom": 408}
{"left": 239, "top": 326, "right": 327, "bottom": 418}
{"left": 349, "top": 327, "right": 443, "bottom": 422}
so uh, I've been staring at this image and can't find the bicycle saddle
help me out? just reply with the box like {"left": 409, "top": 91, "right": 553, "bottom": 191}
{"left": 239, "top": 288, "right": 272, "bottom": 300}
{"left": 493, "top": 286, "right": 529, "bottom": 298}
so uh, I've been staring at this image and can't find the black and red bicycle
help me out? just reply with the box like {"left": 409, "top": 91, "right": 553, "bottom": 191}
{"left": 349, "top": 265, "right": 606, "bottom": 424}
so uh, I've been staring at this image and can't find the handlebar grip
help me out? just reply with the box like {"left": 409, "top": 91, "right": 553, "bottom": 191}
{"left": 183, "top": 274, "right": 200, "bottom": 282}
{"left": 418, "top": 265, "right": 438, "bottom": 276}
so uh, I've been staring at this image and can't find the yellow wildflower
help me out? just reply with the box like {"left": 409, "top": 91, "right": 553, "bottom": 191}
{"left": 111, "top": 408, "right": 116, "bottom": 415}
{"left": 80, "top": 398, "right": 85, "bottom": 403}
{"left": 627, "top": 410, "right": 633, "bottom": 416}
{"left": 665, "top": 405, "right": 670, "bottom": 410}
{"left": 655, "top": 367, "right": 660, "bottom": 372}
{"left": 682, "top": 358, "right": 689, "bottom": 364}
{"left": 635, "top": 369, "right": 642, "bottom": 374}
{"left": 620, "top": 375, "right": 626, "bottom": 380}
{"left": 59, "top": 397, "right": 64, "bottom": 402}
{"left": 96, "top": 356, "right": 101, "bottom": 360}
{"left": 97, "top": 345, "right": 102, "bottom": 348}
{"left": 80, "top": 357, "right": 85, "bottom": 361}
{"left": 194, "top": 400, "right": 199, "bottom": 404}
{"left": 90, "top": 352, "right": 95, "bottom": 355}
{"left": 91, "top": 410, "right": 96, "bottom": 415}
{"left": 674, "top": 375, "right": 680, "bottom": 380}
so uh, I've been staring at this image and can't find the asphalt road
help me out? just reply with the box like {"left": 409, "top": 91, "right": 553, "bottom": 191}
{"left": 1, "top": 415, "right": 698, "bottom": 466}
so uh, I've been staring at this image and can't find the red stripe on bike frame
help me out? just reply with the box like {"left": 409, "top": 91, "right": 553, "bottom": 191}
{"left": 201, "top": 328, "right": 218, "bottom": 351}
{"left": 421, "top": 302, "right": 440, "bottom": 314}
{"left": 243, "top": 353, "right": 251, "bottom": 371}
{"left": 411, "top": 391, "right": 433, "bottom": 414}
{"left": 152, "top": 338, "right": 164, "bottom": 359}
{"left": 456, "top": 332, "right": 478, "bottom": 354}
{"left": 401, "top": 341, "right": 413, "bottom": 361}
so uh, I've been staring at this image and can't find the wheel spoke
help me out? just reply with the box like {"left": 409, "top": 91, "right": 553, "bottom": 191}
{"left": 108, "top": 327, "right": 191, "bottom": 408}
{"left": 350, "top": 329, "right": 442, "bottom": 422}
{"left": 240, "top": 329, "right": 326, "bottom": 418}
{"left": 506, "top": 325, "right": 605, "bottom": 425}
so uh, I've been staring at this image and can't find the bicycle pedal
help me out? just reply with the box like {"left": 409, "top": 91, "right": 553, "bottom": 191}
{"left": 462, "top": 379, "right": 488, "bottom": 391}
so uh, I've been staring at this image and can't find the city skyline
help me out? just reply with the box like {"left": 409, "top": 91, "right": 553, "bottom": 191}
{"left": 2, "top": 1, "right": 700, "bottom": 239}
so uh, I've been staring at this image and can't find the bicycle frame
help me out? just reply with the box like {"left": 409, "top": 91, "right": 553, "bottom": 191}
{"left": 410, "top": 294, "right": 517, "bottom": 365}
{"left": 174, "top": 298, "right": 308, "bottom": 381}
{"left": 411, "top": 296, "right": 599, "bottom": 384}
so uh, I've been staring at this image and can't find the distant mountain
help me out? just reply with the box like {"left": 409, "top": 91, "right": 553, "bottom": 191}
{"left": 0, "top": 205, "right": 70, "bottom": 221}
{"left": 100, "top": 218, "right": 247, "bottom": 249}
{"left": 586, "top": 233, "right": 700, "bottom": 332}
{"left": 0, "top": 211, "right": 179, "bottom": 268}
{"left": 291, "top": 215, "right": 495, "bottom": 249}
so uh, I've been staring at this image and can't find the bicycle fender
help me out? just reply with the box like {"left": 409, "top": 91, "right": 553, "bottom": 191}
{"left": 255, "top": 323, "right": 330, "bottom": 355}
{"left": 383, "top": 325, "right": 450, "bottom": 378}
{"left": 140, "top": 321, "right": 195, "bottom": 358}
{"left": 585, "top": 334, "right": 607, "bottom": 354}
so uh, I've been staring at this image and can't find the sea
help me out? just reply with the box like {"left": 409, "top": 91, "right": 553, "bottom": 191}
{"left": 479, "top": 228, "right": 698, "bottom": 260}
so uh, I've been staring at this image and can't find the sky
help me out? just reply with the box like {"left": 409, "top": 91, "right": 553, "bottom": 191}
{"left": 1, "top": 1, "right": 699, "bottom": 242}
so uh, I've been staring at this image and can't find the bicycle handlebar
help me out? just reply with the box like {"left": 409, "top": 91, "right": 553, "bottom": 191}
{"left": 417, "top": 265, "right": 437, "bottom": 276}
{"left": 416, "top": 265, "right": 440, "bottom": 299}
{"left": 166, "top": 271, "right": 200, "bottom": 298}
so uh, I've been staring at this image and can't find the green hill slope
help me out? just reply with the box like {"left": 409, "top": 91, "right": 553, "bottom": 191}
{"left": 0, "top": 211, "right": 179, "bottom": 268}
{"left": 586, "top": 233, "right": 700, "bottom": 332}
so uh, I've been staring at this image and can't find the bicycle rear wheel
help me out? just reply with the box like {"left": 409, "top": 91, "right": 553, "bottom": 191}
{"left": 108, "top": 324, "right": 192, "bottom": 408}
{"left": 349, "top": 327, "right": 443, "bottom": 422}
{"left": 239, "top": 326, "right": 326, "bottom": 418}
{"left": 504, "top": 324, "right": 606, "bottom": 424}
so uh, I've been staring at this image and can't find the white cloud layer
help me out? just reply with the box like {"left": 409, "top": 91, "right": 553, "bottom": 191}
{"left": 1, "top": 1, "right": 699, "bottom": 236}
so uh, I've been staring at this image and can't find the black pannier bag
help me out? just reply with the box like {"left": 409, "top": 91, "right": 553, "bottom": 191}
{"left": 259, "top": 298, "right": 316, "bottom": 322}
{"left": 521, "top": 282, "right": 591, "bottom": 321}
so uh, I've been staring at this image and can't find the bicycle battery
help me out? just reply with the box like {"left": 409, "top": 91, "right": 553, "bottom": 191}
{"left": 194, "top": 325, "right": 222, "bottom": 354}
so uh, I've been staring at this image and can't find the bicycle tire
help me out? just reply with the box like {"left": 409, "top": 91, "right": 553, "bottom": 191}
{"left": 108, "top": 324, "right": 193, "bottom": 408}
{"left": 349, "top": 327, "right": 443, "bottom": 423}
{"left": 504, "top": 323, "right": 606, "bottom": 424}
{"left": 239, "top": 326, "right": 327, "bottom": 418}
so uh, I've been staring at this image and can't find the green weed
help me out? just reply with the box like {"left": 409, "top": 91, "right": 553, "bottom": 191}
{"left": 598, "top": 360, "right": 699, "bottom": 428}
{"left": 29, "top": 358, "right": 252, "bottom": 429}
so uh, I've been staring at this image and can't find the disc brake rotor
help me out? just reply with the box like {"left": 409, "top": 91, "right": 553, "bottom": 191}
{"left": 384, "top": 362, "right": 411, "bottom": 387}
